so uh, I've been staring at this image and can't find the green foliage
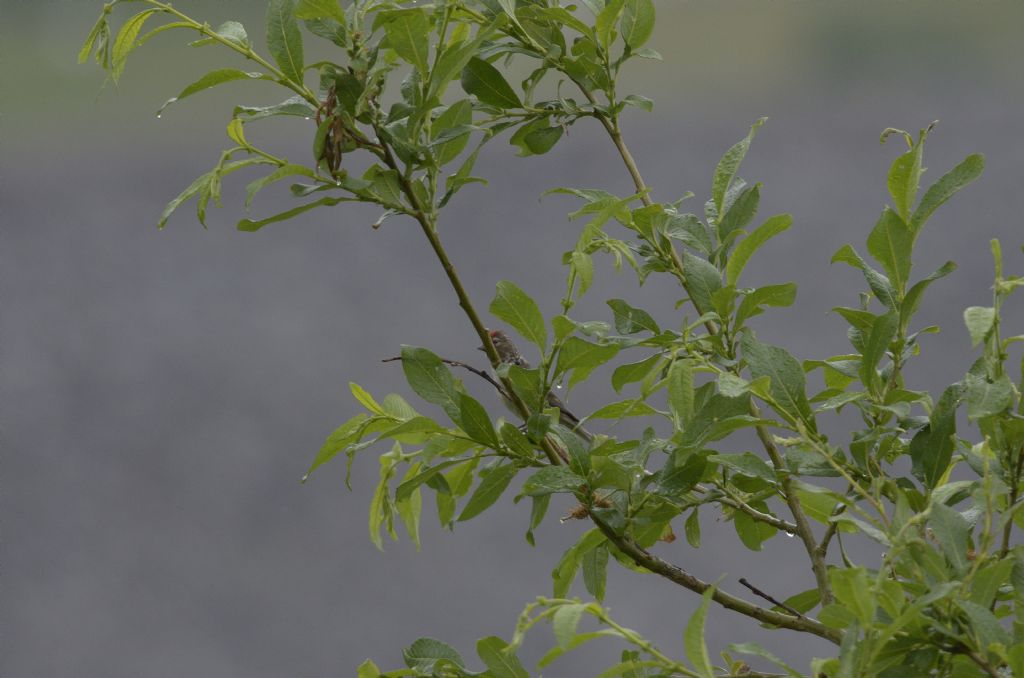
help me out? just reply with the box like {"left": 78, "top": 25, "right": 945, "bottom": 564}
{"left": 88, "top": 1, "right": 1021, "bottom": 676}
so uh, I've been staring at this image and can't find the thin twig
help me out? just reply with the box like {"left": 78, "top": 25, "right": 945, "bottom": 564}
{"left": 382, "top": 355, "right": 508, "bottom": 397}
{"left": 738, "top": 578, "right": 804, "bottom": 619}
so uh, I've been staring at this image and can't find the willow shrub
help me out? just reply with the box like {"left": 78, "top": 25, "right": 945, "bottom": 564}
{"left": 84, "top": 2, "right": 1024, "bottom": 676}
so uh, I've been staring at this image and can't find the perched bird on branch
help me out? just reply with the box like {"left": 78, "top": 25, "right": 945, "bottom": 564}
{"left": 485, "top": 329, "right": 592, "bottom": 442}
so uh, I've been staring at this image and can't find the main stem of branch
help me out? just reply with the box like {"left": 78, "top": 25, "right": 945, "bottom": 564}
{"left": 376, "top": 130, "right": 564, "bottom": 466}
{"left": 590, "top": 515, "right": 841, "bottom": 644}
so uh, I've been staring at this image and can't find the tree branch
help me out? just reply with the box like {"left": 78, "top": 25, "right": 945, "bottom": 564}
{"left": 590, "top": 515, "right": 842, "bottom": 644}
{"left": 753, "top": 403, "right": 833, "bottom": 604}
{"left": 374, "top": 124, "right": 566, "bottom": 466}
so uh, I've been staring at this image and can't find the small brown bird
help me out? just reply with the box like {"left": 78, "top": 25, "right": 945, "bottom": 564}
{"left": 485, "top": 329, "right": 592, "bottom": 441}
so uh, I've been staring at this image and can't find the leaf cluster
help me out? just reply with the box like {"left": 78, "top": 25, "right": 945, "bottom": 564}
{"left": 84, "top": 2, "right": 1024, "bottom": 677}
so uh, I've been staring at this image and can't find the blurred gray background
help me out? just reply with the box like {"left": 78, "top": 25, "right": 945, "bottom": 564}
{"left": 4, "top": 1, "right": 1024, "bottom": 675}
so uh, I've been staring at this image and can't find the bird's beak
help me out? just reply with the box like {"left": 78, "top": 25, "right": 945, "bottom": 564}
{"left": 477, "top": 345, "right": 486, "bottom": 352}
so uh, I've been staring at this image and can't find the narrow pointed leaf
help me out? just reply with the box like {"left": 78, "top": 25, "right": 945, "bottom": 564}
{"left": 910, "top": 154, "right": 985, "bottom": 232}
{"left": 713, "top": 118, "right": 766, "bottom": 215}
{"left": 383, "top": 9, "right": 430, "bottom": 75}
{"left": 725, "top": 213, "right": 791, "bottom": 286}
{"left": 458, "top": 463, "right": 518, "bottom": 521}
{"left": 266, "top": 0, "right": 304, "bottom": 83}
{"left": 866, "top": 207, "right": 912, "bottom": 294}
{"left": 477, "top": 636, "right": 528, "bottom": 678}
{"left": 684, "top": 586, "right": 716, "bottom": 678}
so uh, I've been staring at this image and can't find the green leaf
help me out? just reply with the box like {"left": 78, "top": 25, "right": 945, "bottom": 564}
{"left": 716, "top": 183, "right": 760, "bottom": 245}
{"left": 245, "top": 164, "right": 318, "bottom": 208}
{"left": 523, "top": 125, "right": 564, "bottom": 155}
{"left": 158, "top": 171, "right": 212, "bottom": 229}
{"left": 712, "top": 118, "right": 766, "bottom": 216}
{"left": 728, "top": 643, "right": 803, "bottom": 678}
{"left": 266, "top": 0, "right": 305, "bottom": 84}
{"left": 461, "top": 57, "right": 522, "bottom": 109}
{"left": 521, "top": 466, "right": 585, "bottom": 496}
{"left": 396, "top": 459, "right": 468, "bottom": 502}
{"left": 552, "top": 529, "right": 606, "bottom": 597}
{"left": 396, "top": 463, "right": 423, "bottom": 549}
{"left": 432, "top": 99, "right": 473, "bottom": 165}
{"left": 237, "top": 195, "right": 350, "bottom": 231}
{"left": 681, "top": 251, "right": 722, "bottom": 316}
{"left": 477, "top": 636, "right": 528, "bottom": 678}
{"left": 910, "top": 384, "right": 961, "bottom": 489}
{"left": 910, "top": 153, "right": 985, "bottom": 232}
{"left": 189, "top": 20, "right": 251, "bottom": 49}
{"left": 295, "top": 0, "right": 345, "bottom": 22}
{"left": 964, "top": 306, "right": 995, "bottom": 348}
{"left": 620, "top": 0, "right": 655, "bottom": 49}
{"left": 964, "top": 372, "right": 1013, "bottom": 420}
{"left": 709, "top": 452, "right": 775, "bottom": 483}
{"left": 859, "top": 312, "right": 898, "bottom": 397}
{"left": 233, "top": 95, "right": 316, "bottom": 121}
{"left": 621, "top": 94, "right": 653, "bottom": 112}
{"left": 969, "top": 557, "right": 1013, "bottom": 607}
{"left": 684, "top": 586, "right": 716, "bottom": 678}
{"left": 79, "top": 12, "right": 107, "bottom": 64}
{"left": 500, "top": 422, "right": 534, "bottom": 459}
{"left": 900, "top": 260, "right": 956, "bottom": 332}
{"left": 400, "top": 346, "right": 461, "bottom": 423}
{"left": 403, "top": 638, "right": 465, "bottom": 672}
{"left": 734, "top": 509, "right": 776, "bottom": 551}
{"left": 666, "top": 359, "right": 695, "bottom": 429}
{"left": 612, "top": 355, "right": 663, "bottom": 393}
{"left": 663, "top": 212, "right": 713, "bottom": 254}
{"left": 582, "top": 545, "right": 609, "bottom": 601}
{"left": 525, "top": 494, "right": 549, "bottom": 545}
{"left": 595, "top": 0, "right": 626, "bottom": 51}
{"left": 350, "top": 382, "right": 385, "bottom": 415}
{"left": 490, "top": 280, "right": 547, "bottom": 351}
{"left": 957, "top": 600, "right": 1012, "bottom": 650}
{"left": 555, "top": 337, "right": 619, "bottom": 390}
{"left": 383, "top": 9, "right": 430, "bottom": 75}
{"left": 829, "top": 567, "right": 874, "bottom": 626}
{"left": 741, "top": 334, "right": 815, "bottom": 431}
{"left": 725, "top": 214, "right": 791, "bottom": 286}
{"left": 886, "top": 137, "right": 924, "bottom": 222}
{"left": 356, "top": 659, "right": 381, "bottom": 678}
{"left": 736, "top": 283, "right": 797, "bottom": 327}
{"left": 369, "top": 451, "right": 397, "bottom": 549}
{"left": 606, "top": 299, "right": 660, "bottom": 334}
{"left": 831, "top": 244, "right": 897, "bottom": 309}
{"left": 684, "top": 508, "right": 701, "bottom": 547}
{"left": 111, "top": 10, "right": 159, "bottom": 82}
{"left": 866, "top": 207, "right": 913, "bottom": 294}
{"left": 302, "top": 413, "right": 369, "bottom": 482}
{"left": 552, "top": 603, "right": 586, "bottom": 649}
{"left": 458, "top": 394, "right": 500, "bottom": 448}
{"left": 458, "top": 463, "right": 518, "bottom": 522}
{"left": 930, "top": 500, "right": 970, "bottom": 574}
{"left": 588, "top": 398, "right": 658, "bottom": 419}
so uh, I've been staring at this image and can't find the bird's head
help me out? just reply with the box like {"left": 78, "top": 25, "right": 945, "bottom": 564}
{"left": 480, "top": 328, "right": 523, "bottom": 365}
